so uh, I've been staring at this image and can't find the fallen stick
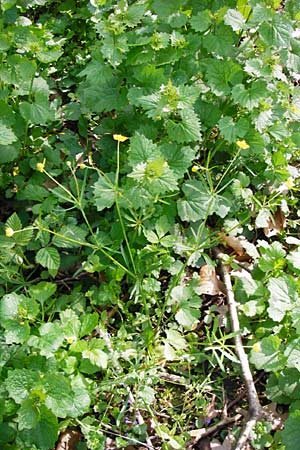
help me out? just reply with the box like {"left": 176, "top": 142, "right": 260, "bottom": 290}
{"left": 213, "top": 249, "right": 262, "bottom": 450}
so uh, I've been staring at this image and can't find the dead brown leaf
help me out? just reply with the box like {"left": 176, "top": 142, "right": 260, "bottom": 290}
{"left": 199, "top": 265, "right": 225, "bottom": 296}
{"left": 263, "top": 402, "right": 288, "bottom": 430}
{"left": 55, "top": 430, "right": 81, "bottom": 450}
{"left": 211, "top": 435, "right": 233, "bottom": 450}
{"left": 219, "top": 234, "right": 245, "bottom": 257}
{"left": 263, "top": 207, "right": 286, "bottom": 237}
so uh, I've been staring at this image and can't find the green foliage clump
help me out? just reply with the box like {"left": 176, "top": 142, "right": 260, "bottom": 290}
{"left": 1, "top": 0, "right": 300, "bottom": 448}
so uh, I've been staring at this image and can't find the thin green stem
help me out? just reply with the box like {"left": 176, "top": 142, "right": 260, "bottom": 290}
{"left": 115, "top": 141, "right": 137, "bottom": 274}
{"left": 37, "top": 226, "right": 136, "bottom": 278}
{"left": 43, "top": 169, "right": 78, "bottom": 204}
{"left": 214, "top": 148, "right": 241, "bottom": 193}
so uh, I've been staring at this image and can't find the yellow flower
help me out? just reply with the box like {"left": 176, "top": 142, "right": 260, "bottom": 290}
{"left": 252, "top": 342, "right": 261, "bottom": 353}
{"left": 36, "top": 158, "right": 46, "bottom": 172}
{"left": 5, "top": 227, "right": 14, "bottom": 237}
{"left": 291, "top": 105, "right": 299, "bottom": 113}
{"left": 12, "top": 166, "right": 19, "bottom": 176}
{"left": 191, "top": 165, "right": 200, "bottom": 172}
{"left": 113, "top": 134, "right": 129, "bottom": 142}
{"left": 236, "top": 140, "right": 250, "bottom": 149}
{"left": 286, "top": 177, "right": 294, "bottom": 189}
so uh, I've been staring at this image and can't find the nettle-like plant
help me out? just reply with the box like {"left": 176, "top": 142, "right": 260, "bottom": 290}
{"left": 1, "top": 0, "right": 300, "bottom": 449}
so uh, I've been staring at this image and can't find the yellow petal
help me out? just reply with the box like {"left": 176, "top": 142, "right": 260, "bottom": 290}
{"left": 236, "top": 140, "right": 250, "bottom": 149}
{"left": 252, "top": 342, "right": 261, "bottom": 353}
{"left": 5, "top": 227, "right": 14, "bottom": 237}
{"left": 36, "top": 158, "right": 46, "bottom": 172}
{"left": 191, "top": 165, "right": 200, "bottom": 172}
{"left": 113, "top": 134, "right": 129, "bottom": 142}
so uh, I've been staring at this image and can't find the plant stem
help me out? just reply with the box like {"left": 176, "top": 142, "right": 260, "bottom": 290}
{"left": 115, "top": 140, "right": 137, "bottom": 274}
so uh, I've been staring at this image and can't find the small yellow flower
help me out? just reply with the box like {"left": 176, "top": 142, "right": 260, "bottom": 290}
{"left": 12, "top": 166, "right": 19, "bottom": 176}
{"left": 5, "top": 227, "right": 14, "bottom": 237}
{"left": 252, "top": 342, "right": 261, "bottom": 353}
{"left": 236, "top": 140, "right": 250, "bottom": 149}
{"left": 36, "top": 158, "right": 46, "bottom": 173}
{"left": 286, "top": 177, "right": 294, "bottom": 189}
{"left": 191, "top": 165, "right": 200, "bottom": 172}
{"left": 66, "top": 336, "right": 75, "bottom": 344}
{"left": 291, "top": 105, "right": 299, "bottom": 113}
{"left": 113, "top": 134, "right": 129, "bottom": 142}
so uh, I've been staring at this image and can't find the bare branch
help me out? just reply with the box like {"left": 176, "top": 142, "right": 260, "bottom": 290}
{"left": 213, "top": 249, "right": 262, "bottom": 450}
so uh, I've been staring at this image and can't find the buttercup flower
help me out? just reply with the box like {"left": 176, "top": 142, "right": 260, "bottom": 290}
{"left": 5, "top": 227, "right": 14, "bottom": 237}
{"left": 236, "top": 140, "right": 250, "bottom": 149}
{"left": 113, "top": 134, "right": 129, "bottom": 142}
{"left": 36, "top": 158, "right": 46, "bottom": 172}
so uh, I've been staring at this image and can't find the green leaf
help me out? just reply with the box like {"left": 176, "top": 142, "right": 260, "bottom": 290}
{"left": 267, "top": 277, "right": 291, "bottom": 322}
{"left": 256, "top": 208, "right": 272, "bottom": 228}
{"left": 5, "top": 369, "right": 40, "bottom": 404}
{"left": 4, "top": 55, "right": 36, "bottom": 94}
{"left": 19, "top": 405, "right": 58, "bottom": 450}
{"left": 218, "top": 116, "right": 250, "bottom": 143}
{"left": 14, "top": 228, "right": 34, "bottom": 246}
{"left": 204, "top": 59, "right": 243, "bottom": 96}
{"left": 0, "top": 143, "right": 20, "bottom": 163}
{"left": 202, "top": 24, "right": 235, "bottom": 57}
{"left": 170, "top": 285, "right": 200, "bottom": 328}
{"left": 152, "top": 0, "right": 187, "bottom": 18}
{"left": 19, "top": 99, "right": 56, "bottom": 125}
{"left": 177, "top": 179, "right": 214, "bottom": 222}
{"left": 43, "top": 373, "right": 84, "bottom": 418}
{"left": 29, "top": 281, "right": 57, "bottom": 304}
{"left": 35, "top": 322, "right": 65, "bottom": 356}
{"left": 6, "top": 212, "right": 21, "bottom": 232}
{"left": 250, "top": 335, "right": 284, "bottom": 372}
{"left": 160, "top": 144, "right": 196, "bottom": 178}
{"left": 232, "top": 81, "right": 267, "bottom": 110}
{"left": 190, "top": 10, "right": 211, "bottom": 32}
{"left": 166, "top": 109, "right": 201, "bottom": 143}
{"left": 128, "top": 133, "right": 160, "bottom": 166}
{"left": 259, "top": 16, "right": 293, "bottom": 48}
{"left": 287, "top": 249, "right": 300, "bottom": 272}
{"left": 0, "top": 293, "right": 39, "bottom": 325}
{"left": 101, "top": 35, "right": 128, "bottom": 66}
{"left": 60, "top": 309, "right": 81, "bottom": 340}
{"left": 80, "top": 313, "right": 99, "bottom": 338}
{"left": 93, "top": 173, "right": 115, "bottom": 212}
{"left": 258, "top": 241, "right": 286, "bottom": 272}
{"left": 284, "top": 338, "right": 300, "bottom": 372}
{"left": 0, "top": 123, "right": 17, "bottom": 145}
{"left": 282, "top": 410, "right": 300, "bottom": 450}
{"left": 35, "top": 247, "right": 60, "bottom": 271}
{"left": 36, "top": 47, "right": 63, "bottom": 63}
{"left": 175, "top": 303, "right": 200, "bottom": 328}
{"left": 0, "top": 423, "right": 16, "bottom": 446}
{"left": 224, "top": 8, "right": 245, "bottom": 31}
{"left": 82, "top": 339, "right": 108, "bottom": 369}
{"left": 79, "top": 79, "right": 126, "bottom": 114}
{"left": 18, "top": 399, "right": 40, "bottom": 430}
{"left": 4, "top": 320, "right": 31, "bottom": 344}
{"left": 165, "top": 329, "right": 187, "bottom": 350}
{"left": 128, "top": 158, "right": 178, "bottom": 194}
{"left": 52, "top": 225, "right": 88, "bottom": 248}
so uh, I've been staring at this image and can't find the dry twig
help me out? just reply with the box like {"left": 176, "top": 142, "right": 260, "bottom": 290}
{"left": 213, "top": 249, "right": 262, "bottom": 450}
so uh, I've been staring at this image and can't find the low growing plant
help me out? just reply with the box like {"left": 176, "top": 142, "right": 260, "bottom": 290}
{"left": 1, "top": 0, "right": 300, "bottom": 449}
